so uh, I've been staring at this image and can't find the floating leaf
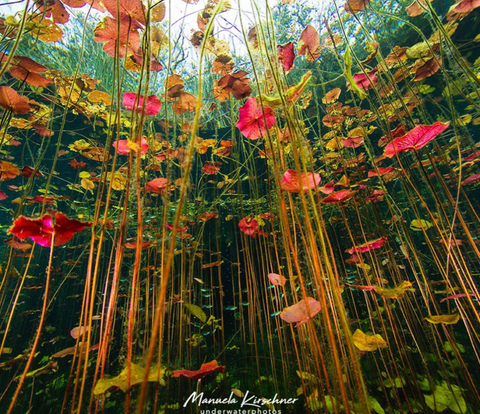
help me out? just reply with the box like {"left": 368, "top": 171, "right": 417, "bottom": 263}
{"left": 0, "top": 86, "right": 31, "bottom": 114}
{"left": 375, "top": 281, "right": 415, "bottom": 299}
{"left": 352, "top": 329, "right": 387, "bottom": 352}
{"left": 346, "top": 236, "right": 387, "bottom": 255}
{"left": 280, "top": 297, "right": 322, "bottom": 327}
{"left": 94, "top": 363, "right": 165, "bottom": 394}
{"left": 322, "top": 88, "right": 341, "bottom": 104}
{"left": 81, "top": 178, "right": 95, "bottom": 191}
{"left": 238, "top": 217, "right": 259, "bottom": 237}
{"left": 383, "top": 376, "right": 406, "bottom": 388}
{"left": 0, "top": 161, "right": 20, "bottom": 180}
{"left": 267, "top": 273, "right": 287, "bottom": 286}
{"left": 8, "top": 212, "right": 92, "bottom": 247}
{"left": 19, "top": 361, "right": 58, "bottom": 380}
{"left": 280, "top": 169, "right": 321, "bottom": 193}
{"left": 453, "top": 0, "right": 480, "bottom": 13}
{"left": 122, "top": 93, "right": 161, "bottom": 116}
{"left": 298, "top": 25, "right": 320, "bottom": 61}
{"left": 410, "top": 219, "right": 433, "bottom": 231}
{"left": 278, "top": 42, "right": 295, "bottom": 72}
{"left": 236, "top": 97, "right": 276, "bottom": 140}
{"left": 296, "top": 370, "right": 317, "bottom": 382}
{"left": 94, "top": 16, "right": 140, "bottom": 58}
{"left": 384, "top": 122, "right": 449, "bottom": 158}
{"left": 345, "top": 0, "right": 370, "bottom": 13}
{"left": 173, "top": 360, "right": 225, "bottom": 381}
{"left": 425, "top": 314, "right": 460, "bottom": 325}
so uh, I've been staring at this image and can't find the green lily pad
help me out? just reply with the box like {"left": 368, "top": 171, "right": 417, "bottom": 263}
{"left": 424, "top": 381, "right": 467, "bottom": 413}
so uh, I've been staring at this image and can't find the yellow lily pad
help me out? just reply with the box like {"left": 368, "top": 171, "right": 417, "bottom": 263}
{"left": 410, "top": 219, "right": 433, "bottom": 231}
{"left": 425, "top": 314, "right": 460, "bottom": 325}
{"left": 352, "top": 329, "right": 387, "bottom": 352}
{"left": 375, "top": 281, "right": 415, "bottom": 299}
{"left": 93, "top": 363, "right": 165, "bottom": 395}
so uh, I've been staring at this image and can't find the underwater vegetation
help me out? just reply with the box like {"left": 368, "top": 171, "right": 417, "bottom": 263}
{"left": 2, "top": 0, "right": 480, "bottom": 412}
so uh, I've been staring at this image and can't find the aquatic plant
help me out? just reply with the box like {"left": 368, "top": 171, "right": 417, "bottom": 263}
{"left": 1, "top": 0, "right": 480, "bottom": 413}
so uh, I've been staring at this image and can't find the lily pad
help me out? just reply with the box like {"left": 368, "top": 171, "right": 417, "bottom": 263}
{"left": 375, "top": 281, "right": 415, "bottom": 299}
{"left": 424, "top": 381, "right": 467, "bottom": 413}
{"left": 410, "top": 219, "right": 433, "bottom": 231}
{"left": 184, "top": 303, "right": 207, "bottom": 323}
{"left": 352, "top": 329, "right": 387, "bottom": 352}
{"left": 93, "top": 363, "right": 165, "bottom": 395}
{"left": 425, "top": 314, "right": 460, "bottom": 325}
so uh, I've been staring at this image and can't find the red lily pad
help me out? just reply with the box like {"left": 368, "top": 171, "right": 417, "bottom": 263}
{"left": 365, "top": 189, "right": 385, "bottom": 203}
{"left": 280, "top": 297, "right": 322, "bottom": 327}
{"left": 9, "top": 212, "right": 91, "bottom": 247}
{"left": 34, "top": 0, "right": 69, "bottom": 24}
{"left": 348, "top": 69, "right": 378, "bottom": 91}
{"left": 236, "top": 97, "right": 276, "bottom": 140}
{"left": 321, "top": 189, "right": 355, "bottom": 204}
{"left": 202, "top": 162, "right": 221, "bottom": 175}
{"left": 94, "top": 16, "right": 140, "bottom": 58}
{"left": 278, "top": 42, "right": 295, "bottom": 72}
{"left": 113, "top": 137, "right": 149, "bottom": 155}
{"left": 0, "top": 86, "right": 31, "bottom": 114}
{"left": 378, "top": 124, "right": 407, "bottom": 147}
{"left": 103, "top": 0, "right": 145, "bottom": 28}
{"left": 217, "top": 71, "right": 252, "bottom": 100}
{"left": 368, "top": 167, "right": 395, "bottom": 177}
{"left": 9, "top": 56, "right": 53, "bottom": 88}
{"left": 267, "top": 273, "right": 287, "bottom": 286}
{"left": 280, "top": 169, "right": 321, "bottom": 193}
{"left": 298, "top": 25, "right": 320, "bottom": 61}
{"left": 123, "top": 93, "right": 161, "bottom": 116}
{"left": 173, "top": 360, "right": 225, "bottom": 381}
{"left": 145, "top": 177, "right": 169, "bottom": 194}
{"left": 453, "top": 0, "right": 480, "bottom": 13}
{"left": 319, "top": 181, "right": 335, "bottom": 194}
{"left": 342, "top": 136, "right": 364, "bottom": 148}
{"left": 462, "top": 172, "right": 480, "bottom": 185}
{"left": 346, "top": 236, "right": 387, "bottom": 255}
{"left": 238, "top": 217, "right": 259, "bottom": 237}
{"left": 383, "top": 122, "right": 449, "bottom": 158}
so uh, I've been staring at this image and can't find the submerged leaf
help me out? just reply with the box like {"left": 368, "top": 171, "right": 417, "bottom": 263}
{"left": 184, "top": 303, "right": 207, "bottom": 323}
{"left": 173, "top": 360, "right": 225, "bottom": 381}
{"left": 383, "top": 122, "right": 449, "bottom": 158}
{"left": 375, "top": 281, "right": 415, "bottom": 299}
{"left": 236, "top": 97, "right": 276, "bottom": 140}
{"left": 280, "top": 169, "right": 321, "bottom": 193}
{"left": 410, "top": 219, "right": 433, "bottom": 231}
{"left": 298, "top": 25, "right": 320, "bottom": 61}
{"left": 425, "top": 314, "right": 461, "bottom": 325}
{"left": 0, "top": 86, "right": 31, "bottom": 114}
{"left": 9, "top": 213, "right": 91, "bottom": 247}
{"left": 352, "top": 329, "right": 387, "bottom": 352}
{"left": 94, "top": 364, "right": 165, "bottom": 394}
{"left": 280, "top": 297, "right": 322, "bottom": 327}
{"left": 424, "top": 381, "right": 467, "bottom": 413}
{"left": 267, "top": 273, "right": 287, "bottom": 286}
